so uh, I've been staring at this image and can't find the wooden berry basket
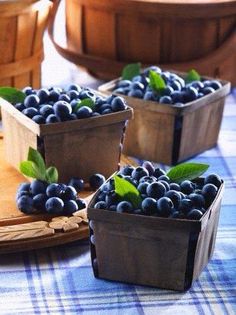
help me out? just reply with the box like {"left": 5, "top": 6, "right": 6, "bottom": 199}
{"left": 0, "top": 0, "right": 52, "bottom": 89}
{"left": 49, "top": 0, "right": 236, "bottom": 84}
{"left": 88, "top": 176, "right": 224, "bottom": 291}
{"left": 0, "top": 98, "right": 133, "bottom": 182}
{"left": 99, "top": 76, "right": 231, "bottom": 165}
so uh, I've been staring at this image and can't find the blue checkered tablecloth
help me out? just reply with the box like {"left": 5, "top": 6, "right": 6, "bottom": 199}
{"left": 0, "top": 91, "right": 235, "bottom": 315}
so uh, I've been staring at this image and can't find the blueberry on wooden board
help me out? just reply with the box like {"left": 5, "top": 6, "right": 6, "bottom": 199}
{"left": 45, "top": 197, "right": 64, "bottom": 214}
{"left": 68, "top": 178, "right": 84, "bottom": 192}
{"left": 30, "top": 180, "right": 48, "bottom": 195}
{"left": 17, "top": 195, "right": 34, "bottom": 214}
{"left": 64, "top": 200, "right": 78, "bottom": 215}
{"left": 89, "top": 174, "right": 106, "bottom": 190}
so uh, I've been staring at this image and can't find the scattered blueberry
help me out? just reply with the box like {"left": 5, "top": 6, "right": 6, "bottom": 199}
{"left": 89, "top": 174, "right": 106, "bottom": 190}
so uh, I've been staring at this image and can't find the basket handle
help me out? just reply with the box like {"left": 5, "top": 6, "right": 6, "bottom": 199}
{"left": 48, "top": 0, "right": 236, "bottom": 78}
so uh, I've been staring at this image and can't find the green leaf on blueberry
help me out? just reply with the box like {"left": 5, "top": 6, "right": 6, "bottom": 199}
{"left": 114, "top": 175, "right": 142, "bottom": 208}
{"left": 185, "top": 69, "right": 201, "bottom": 83}
{"left": 0, "top": 87, "right": 26, "bottom": 104}
{"left": 45, "top": 166, "right": 58, "bottom": 184}
{"left": 73, "top": 98, "right": 95, "bottom": 113}
{"left": 148, "top": 70, "right": 166, "bottom": 93}
{"left": 122, "top": 63, "right": 141, "bottom": 80}
{"left": 167, "top": 162, "right": 209, "bottom": 184}
{"left": 19, "top": 147, "right": 59, "bottom": 184}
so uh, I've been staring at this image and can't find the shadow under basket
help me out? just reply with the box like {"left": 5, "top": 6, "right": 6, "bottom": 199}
{"left": 0, "top": 98, "right": 133, "bottom": 182}
{"left": 99, "top": 77, "right": 231, "bottom": 165}
{"left": 88, "top": 178, "right": 224, "bottom": 291}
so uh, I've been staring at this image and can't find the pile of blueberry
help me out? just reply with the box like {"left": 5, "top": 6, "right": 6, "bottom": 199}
{"left": 113, "top": 66, "right": 222, "bottom": 105}
{"left": 14, "top": 85, "right": 127, "bottom": 124}
{"left": 16, "top": 174, "right": 105, "bottom": 215}
{"left": 93, "top": 162, "right": 222, "bottom": 220}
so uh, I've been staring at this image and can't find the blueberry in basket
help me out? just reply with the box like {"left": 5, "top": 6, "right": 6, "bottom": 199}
{"left": 93, "top": 161, "right": 222, "bottom": 221}
{"left": 3, "top": 84, "right": 128, "bottom": 124}
{"left": 112, "top": 63, "right": 222, "bottom": 105}
{"left": 16, "top": 147, "right": 106, "bottom": 215}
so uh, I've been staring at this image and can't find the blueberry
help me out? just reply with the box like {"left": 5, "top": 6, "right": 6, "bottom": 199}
{"left": 15, "top": 103, "right": 25, "bottom": 112}
{"left": 209, "top": 80, "right": 222, "bottom": 90}
{"left": 116, "top": 201, "right": 133, "bottom": 213}
{"left": 24, "top": 94, "right": 40, "bottom": 108}
{"left": 33, "top": 193, "right": 48, "bottom": 211}
{"left": 46, "top": 114, "right": 60, "bottom": 124}
{"left": 169, "top": 183, "right": 180, "bottom": 191}
{"left": 191, "top": 81, "right": 204, "bottom": 90}
{"left": 39, "top": 105, "right": 54, "bottom": 117}
{"left": 67, "top": 90, "right": 80, "bottom": 100}
{"left": 101, "top": 108, "right": 113, "bottom": 115}
{"left": 130, "top": 82, "right": 145, "bottom": 91}
{"left": 146, "top": 182, "right": 166, "bottom": 199}
{"left": 202, "top": 183, "right": 218, "bottom": 201}
{"left": 111, "top": 96, "right": 126, "bottom": 112}
{"left": 53, "top": 101, "right": 72, "bottom": 121}
{"left": 45, "top": 197, "right": 64, "bottom": 214}
{"left": 162, "top": 86, "right": 174, "bottom": 96}
{"left": 89, "top": 174, "right": 106, "bottom": 190}
{"left": 202, "top": 87, "right": 215, "bottom": 95}
{"left": 79, "top": 89, "right": 95, "bottom": 101}
{"left": 68, "top": 113, "right": 77, "bottom": 120}
{"left": 18, "top": 182, "right": 30, "bottom": 193}
{"left": 23, "top": 86, "right": 35, "bottom": 96}
{"left": 37, "top": 88, "right": 50, "bottom": 104}
{"left": 96, "top": 191, "right": 106, "bottom": 202}
{"left": 139, "top": 176, "right": 156, "bottom": 184}
{"left": 143, "top": 66, "right": 161, "bottom": 76}
{"left": 171, "top": 211, "right": 181, "bottom": 218}
{"left": 63, "top": 186, "right": 77, "bottom": 200}
{"left": 46, "top": 183, "right": 64, "bottom": 198}
{"left": 171, "top": 91, "right": 184, "bottom": 103}
{"left": 131, "top": 167, "right": 149, "bottom": 181}
{"left": 142, "top": 161, "right": 155, "bottom": 176}
{"left": 189, "top": 193, "right": 205, "bottom": 209}
{"left": 113, "top": 88, "right": 127, "bottom": 95}
{"left": 183, "top": 87, "right": 198, "bottom": 102}
{"left": 68, "top": 178, "right": 84, "bottom": 192}
{"left": 117, "top": 80, "right": 131, "bottom": 88}
{"left": 49, "top": 90, "right": 60, "bottom": 102}
{"left": 204, "top": 173, "right": 221, "bottom": 188}
{"left": 158, "top": 180, "right": 170, "bottom": 191}
{"left": 153, "top": 168, "right": 166, "bottom": 178}
{"left": 109, "top": 204, "right": 117, "bottom": 211}
{"left": 17, "top": 195, "right": 34, "bottom": 214}
{"left": 128, "top": 89, "right": 143, "bottom": 98}
{"left": 180, "top": 180, "right": 195, "bottom": 194}
{"left": 30, "top": 180, "right": 48, "bottom": 195}
{"left": 187, "top": 209, "right": 203, "bottom": 220}
{"left": 157, "top": 197, "right": 174, "bottom": 217}
{"left": 22, "top": 107, "right": 38, "bottom": 118}
{"left": 76, "top": 106, "right": 93, "bottom": 119}
{"left": 159, "top": 96, "right": 172, "bottom": 104}
{"left": 144, "top": 91, "right": 156, "bottom": 101}
{"left": 165, "top": 190, "right": 182, "bottom": 208}
{"left": 120, "top": 165, "right": 135, "bottom": 176}
{"left": 141, "top": 197, "right": 157, "bottom": 215}
{"left": 94, "top": 201, "right": 107, "bottom": 209}
{"left": 76, "top": 198, "right": 87, "bottom": 210}
{"left": 68, "top": 84, "right": 81, "bottom": 92}
{"left": 105, "top": 190, "right": 118, "bottom": 206}
{"left": 16, "top": 190, "right": 31, "bottom": 201}
{"left": 178, "top": 198, "right": 193, "bottom": 215}
{"left": 170, "top": 80, "right": 182, "bottom": 91}
{"left": 32, "top": 115, "right": 45, "bottom": 124}
{"left": 158, "top": 175, "right": 170, "bottom": 183}
{"left": 64, "top": 200, "right": 78, "bottom": 214}
{"left": 123, "top": 176, "right": 138, "bottom": 187}
{"left": 92, "top": 112, "right": 101, "bottom": 117}
{"left": 137, "top": 182, "right": 149, "bottom": 194}
{"left": 59, "top": 93, "right": 71, "bottom": 103}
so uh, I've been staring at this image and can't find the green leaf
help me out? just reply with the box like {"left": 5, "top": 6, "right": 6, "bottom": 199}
{"left": 19, "top": 161, "right": 45, "bottom": 181}
{"left": 0, "top": 87, "right": 26, "bottom": 104}
{"left": 122, "top": 63, "right": 141, "bottom": 80}
{"left": 73, "top": 98, "right": 95, "bottom": 113}
{"left": 185, "top": 69, "right": 201, "bottom": 83}
{"left": 27, "top": 147, "right": 46, "bottom": 179}
{"left": 114, "top": 175, "right": 142, "bottom": 208}
{"left": 148, "top": 70, "right": 166, "bottom": 93}
{"left": 167, "top": 163, "right": 209, "bottom": 184}
{"left": 46, "top": 167, "right": 58, "bottom": 184}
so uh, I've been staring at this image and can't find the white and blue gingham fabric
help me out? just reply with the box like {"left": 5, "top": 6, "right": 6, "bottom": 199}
{"left": 0, "top": 90, "right": 235, "bottom": 315}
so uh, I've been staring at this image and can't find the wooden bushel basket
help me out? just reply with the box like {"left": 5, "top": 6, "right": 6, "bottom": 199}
{"left": 0, "top": 0, "right": 52, "bottom": 89}
{"left": 88, "top": 177, "right": 224, "bottom": 291}
{"left": 0, "top": 98, "right": 133, "bottom": 182}
{"left": 49, "top": 0, "right": 236, "bottom": 84}
{"left": 99, "top": 75, "right": 231, "bottom": 165}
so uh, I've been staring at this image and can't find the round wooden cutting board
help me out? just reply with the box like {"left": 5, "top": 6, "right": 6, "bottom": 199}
{"left": 0, "top": 133, "right": 137, "bottom": 254}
